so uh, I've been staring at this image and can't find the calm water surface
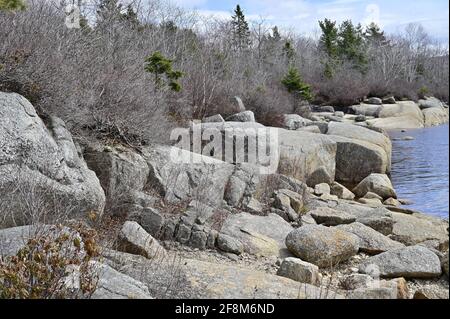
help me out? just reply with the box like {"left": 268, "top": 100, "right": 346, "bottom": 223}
{"left": 390, "top": 124, "right": 449, "bottom": 219}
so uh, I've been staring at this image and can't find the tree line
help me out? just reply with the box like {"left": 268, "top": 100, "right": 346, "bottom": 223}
{"left": 0, "top": 0, "right": 448, "bottom": 143}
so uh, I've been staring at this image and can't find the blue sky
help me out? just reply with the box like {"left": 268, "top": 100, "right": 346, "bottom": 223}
{"left": 172, "top": 0, "right": 449, "bottom": 43}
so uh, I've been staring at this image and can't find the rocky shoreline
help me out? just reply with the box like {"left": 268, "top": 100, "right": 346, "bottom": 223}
{"left": 0, "top": 92, "right": 448, "bottom": 299}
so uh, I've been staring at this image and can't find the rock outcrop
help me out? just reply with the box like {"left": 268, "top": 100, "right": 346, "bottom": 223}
{"left": 277, "top": 129, "right": 337, "bottom": 186}
{"left": 0, "top": 92, "right": 105, "bottom": 226}
{"left": 144, "top": 145, "right": 235, "bottom": 207}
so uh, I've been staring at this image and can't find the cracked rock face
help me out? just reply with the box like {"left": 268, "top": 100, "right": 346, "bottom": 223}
{"left": 0, "top": 92, "right": 105, "bottom": 226}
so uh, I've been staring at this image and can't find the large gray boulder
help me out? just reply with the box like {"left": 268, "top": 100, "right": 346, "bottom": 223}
{"left": 0, "top": 92, "right": 105, "bottom": 226}
{"left": 310, "top": 207, "right": 356, "bottom": 226}
{"left": 327, "top": 122, "right": 392, "bottom": 170}
{"left": 221, "top": 212, "right": 293, "bottom": 257}
{"left": 367, "top": 101, "right": 424, "bottom": 130}
{"left": 203, "top": 114, "right": 225, "bottom": 123}
{"left": 305, "top": 199, "right": 395, "bottom": 235}
{"left": 118, "top": 221, "right": 166, "bottom": 259}
{"left": 359, "top": 246, "right": 442, "bottom": 279}
{"left": 277, "top": 257, "right": 321, "bottom": 285}
{"left": 282, "top": 114, "right": 312, "bottom": 130}
{"left": 217, "top": 233, "right": 244, "bottom": 255}
{"left": 390, "top": 212, "right": 449, "bottom": 246}
{"left": 330, "top": 182, "right": 355, "bottom": 200}
{"left": 353, "top": 173, "right": 396, "bottom": 199}
{"left": 351, "top": 104, "right": 382, "bottom": 117}
{"left": 91, "top": 261, "right": 152, "bottom": 299}
{"left": 418, "top": 97, "right": 444, "bottom": 110}
{"left": 327, "top": 136, "right": 390, "bottom": 186}
{"left": 277, "top": 129, "right": 337, "bottom": 186}
{"left": 84, "top": 144, "right": 149, "bottom": 215}
{"left": 336, "top": 222, "right": 404, "bottom": 255}
{"left": 422, "top": 106, "right": 449, "bottom": 127}
{"left": 144, "top": 145, "right": 235, "bottom": 207}
{"left": 226, "top": 110, "right": 255, "bottom": 122}
{"left": 366, "top": 97, "right": 383, "bottom": 105}
{"left": 285, "top": 225, "right": 359, "bottom": 268}
{"left": 179, "top": 259, "right": 341, "bottom": 299}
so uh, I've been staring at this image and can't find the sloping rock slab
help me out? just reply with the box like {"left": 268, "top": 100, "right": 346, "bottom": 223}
{"left": 336, "top": 222, "right": 404, "bottom": 255}
{"left": 359, "top": 246, "right": 442, "bottom": 279}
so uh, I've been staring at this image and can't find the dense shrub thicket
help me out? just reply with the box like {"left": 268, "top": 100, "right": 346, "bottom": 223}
{"left": 0, "top": 0, "right": 448, "bottom": 143}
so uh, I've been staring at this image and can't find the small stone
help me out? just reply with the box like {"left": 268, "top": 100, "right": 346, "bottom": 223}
{"left": 355, "top": 115, "right": 366, "bottom": 122}
{"left": 277, "top": 257, "right": 321, "bottom": 285}
{"left": 140, "top": 207, "right": 164, "bottom": 237}
{"left": 226, "top": 110, "right": 255, "bottom": 122}
{"left": 217, "top": 233, "right": 244, "bottom": 255}
{"left": 118, "top": 221, "right": 166, "bottom": 259}
{"left": 314, "top": 183, "right": 331, "bottom": 196}
{"left": 330, "top": 182, "right": 355, "bottom": 200}
{"left": 364, "top": 192, "right": 383, "bottom": 201}
{"left": 310, "top": 207, "right": 356, "bottom": 226}
{"left": 358, "top": 197, "right": 383, "bottom": 207}
{"left": 175, "top": 223, "right": 192, "bottom": 244}
{"left": 384, "top": 198, "right": 401, "bottom": 207}
{"left": 320, "top": 193, "right": 339, "bottom": 201}
{"left": 203, "top": 114, "right": 225, "bottom": 123}
{"left": 341, "top": 274, "right": 374, "bottom": 290}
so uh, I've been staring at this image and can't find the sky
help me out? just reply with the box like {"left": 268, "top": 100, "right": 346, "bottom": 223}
{"left": 171, "top": 0, "right": 449, "bottom": 43}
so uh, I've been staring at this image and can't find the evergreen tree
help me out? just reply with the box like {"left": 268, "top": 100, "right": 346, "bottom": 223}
{"left": 319, "top": 19, "right": 339, "bottom": 78}
{"left": 269, "top": 26, "right": 281, "bottom": 43}
{"left": 282, "top": 41, "right": 296, "bottom": 63}
{"left": 365, "top": 22, "right": 388, "bottom": 46}
{"left": 337, "top": 20, "right": 368, "bottom": 70}
{"left": 319, "top": 19, "right": 339, "bottom": 58}
{"left": 282, "top": 66, "right": 313, "bottom": 101}
{"left": 0, "top": 0, "right": 26, "bottom": 11}
{"left": 144, "top": 52, "right": 184, "bottom": 93}
{"left": 231, "top": 5, "right": 251, "bottom": 51}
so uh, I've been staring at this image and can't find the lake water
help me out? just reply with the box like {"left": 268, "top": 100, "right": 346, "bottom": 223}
{"left": 389, "top": 124, "right": 449, "bottom": 219}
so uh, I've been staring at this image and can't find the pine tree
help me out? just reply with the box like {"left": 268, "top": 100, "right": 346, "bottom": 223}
{"left": 269, "top": 26, "right": 281, "bottom": 43}
{"left": 365, "top": 22, "right": 388, "bottom": 46}
{"left": 231, "top": 5, "right": 251, "bottom": 51}
{"left": 282, "top": 41, "right": 296, "bottom": 63}
{"left": 282, "top": 66, "right": 313, "bottom": 101}
{"left": 337, "top": 20, "right": 368, "bottom": 70}
{"left": 319, "top": 19, "right": 339, "bottom": 78}
{"left": 319, "top": 19, "right": 339, "bottom": 59}
{"left": 144, "top": 52, "right": 184, "bottom": 93}
{"left": 0, "top": 0, "right": 26, "bottom": 11}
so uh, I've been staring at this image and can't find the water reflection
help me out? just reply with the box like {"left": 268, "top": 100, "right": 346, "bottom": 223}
{"left": 389, "top": 124, "right": 449, "bottom": 218}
